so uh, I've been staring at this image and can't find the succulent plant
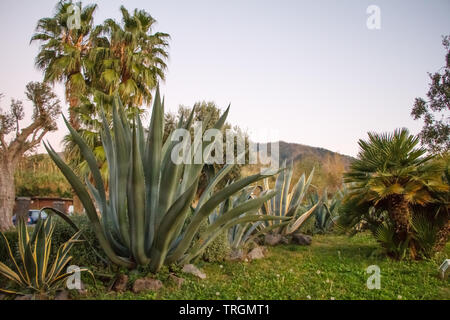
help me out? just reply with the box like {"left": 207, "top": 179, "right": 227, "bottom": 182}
{"left": 45, "top": 89, "right": 277, "bottom": 271}
{"left": 260, "top": 161, "right": 319, "bottom": 235}
{"left": 0, "top": 217, "right": 90, "bottom": 295}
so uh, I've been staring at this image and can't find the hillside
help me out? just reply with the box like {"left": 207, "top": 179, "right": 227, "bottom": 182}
{"left": 257, "top": 141, "right": 355, "bottom": 167}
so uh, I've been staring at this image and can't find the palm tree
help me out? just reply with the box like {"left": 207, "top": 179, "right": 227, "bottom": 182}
{"left": 91, "top": 5, "right": 170, "bottom": 110}
{"left": 344, "top": 129, "right": 448, "bottom": 245}
{"left": 31, "top": 1, "right": 98, "bottom": 130}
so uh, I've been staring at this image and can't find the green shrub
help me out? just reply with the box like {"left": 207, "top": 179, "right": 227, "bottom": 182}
{"left": 202, "top": 230, "right": 231, "bottom": 262}
{"left": 52, "top": 214, "right": 105, "bottom": 268}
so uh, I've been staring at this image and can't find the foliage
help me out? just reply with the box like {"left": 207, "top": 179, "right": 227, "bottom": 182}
{"left": 260, "top": 162, "right": 319, "bottom": 235}
{"left": 0, "top": 217, "right": 89, "bottom": 295}
{"left": 311, "top": 187, "right": 346, "bottom": 234}
{"left": 207, "top": 186, "right": 287, "bottom": 251}
{"left": 80, "top": 234, "right": 450, "bottom": 300}
{"left": 339, "top": 128, "right": 449, "bottom": 259}
{"left": 15, "top": 154, "right": 72, "bottom": 198}
{"left": 411, "top": 35, "right": 450, "bottom": 154}
{"left": 45, "top": 91, "right": 278, "bottom": 272}
{"left": 0, "top": 82, "right": 62, "bottom": 231}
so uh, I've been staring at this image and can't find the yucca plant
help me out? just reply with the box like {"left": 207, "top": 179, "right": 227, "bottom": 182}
{"left": 45, "top": 89, "right": 278, "bottom": 272}
{"left": 260, "top": 162, "right": 319, "bottom": 235}
{"left": 207, "top": 186, "right": 290, "bottom": 251}
{"left": 0, "top": 217, "right": 87, "bottom": 295}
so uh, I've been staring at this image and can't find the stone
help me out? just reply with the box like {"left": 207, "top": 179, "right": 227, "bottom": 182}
{"left": 292, "top": 233, "right": 312, "bottom": 246}
{"left": 132, "top": 278, "right": 163, "bottom": 293}
{"left": 182, "top": 264, "right": 207, "bottom": 279}
{"left": 0, "top": 294, "right": 5, "bottom": 300}
{"left": 229, "top": 249, "right": 245, "bottom": 261}
{"left": 54, "top": 290, "right": 70, "bottom": 300}
{"left": 112, "top": 274, "right": 129, "bottom": 292}
{"left": 247, "top": 246, "right": 265, "bottom": 260}
{"left": 169, "top": 274, "right": 185, "bottom": 288}
{"left": 77, "top": 280, "right": 88, "bottom": 295}
{"left": 281, "top": 236, "right": 291, "bottom": 245}
{"left": 15, "top": 294, "right": 33, "bottom": 300}
{"left": 264, "top": 234, "right": 282, "bottom": 246}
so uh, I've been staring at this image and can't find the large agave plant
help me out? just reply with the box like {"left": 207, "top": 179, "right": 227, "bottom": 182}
{"left": 0, "top": 217, "right": 88, "bottom": 295}
{"left": 45, "top": 89, "right": 277, "bottom": 272}
{"left": 261, "top": 162, "right": 319, "bottom": 235}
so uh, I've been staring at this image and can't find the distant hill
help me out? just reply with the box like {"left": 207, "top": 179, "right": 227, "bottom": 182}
{"left": 258, "top": 141, "right": 355, "bottom": 167}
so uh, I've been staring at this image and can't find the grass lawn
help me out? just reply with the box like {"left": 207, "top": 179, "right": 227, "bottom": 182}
{"left": 84, "top": 233, "right": 450, "bottom": 300}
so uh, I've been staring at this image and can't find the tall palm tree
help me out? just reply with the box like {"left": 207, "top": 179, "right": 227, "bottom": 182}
{"left": 31, "top": 1, "right": 98, "bottom": 129}
{"left": 344, "top": 129, "right": 448, "bottom": 244}
{"left": 91, "top": 5, "right": 170, "bottom": 110}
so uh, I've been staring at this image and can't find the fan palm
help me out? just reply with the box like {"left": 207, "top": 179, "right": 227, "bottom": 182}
{"left": 31, "top": 1, "right": 98, "bottom": 129}
{"left": 344, "top": 128, "right": 448, "bottom": 251}
{"left": 91, "top": 5, "right": 170, "bottom": 109}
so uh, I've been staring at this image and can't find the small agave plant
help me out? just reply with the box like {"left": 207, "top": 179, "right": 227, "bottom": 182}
{"left": 45, "top": 89, "right": 278, "bottom": 272}
{"left": 207, "top": 186, "right": 291, "bottom": 251}
{"left": 0, "top": 217, "right": 89, "bottom": 295}
{"left": 312, "top": 187, "right": 346, "bottom": 233}
{"left": 260, "top": 161, "right": 319, "bottom": 235}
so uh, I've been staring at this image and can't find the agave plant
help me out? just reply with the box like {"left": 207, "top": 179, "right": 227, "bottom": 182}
{"left": 260, "top": 162, "right": 319, "bottom": 235}
{"left": 207, "top": 186, "right": 290, "bottom": 251}
{"left": 312, "top": 186, "right": 346, "bottom": 233}
{"left": 0, "top": 217, "right": 88, "bottom": 295}
{"left": 45, "top": 89, "right": 278, "bottom": 272}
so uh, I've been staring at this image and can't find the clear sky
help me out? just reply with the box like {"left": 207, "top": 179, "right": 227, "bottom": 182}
{"left": 0, "top": 0, "right": 449, "bottom": 156}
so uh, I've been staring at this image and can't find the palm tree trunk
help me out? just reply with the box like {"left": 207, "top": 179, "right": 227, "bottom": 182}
{"left": 433, "top": 217, "right": 450, "bottom": 252}
{"left": 388, "top": 194, "right": 411, "bottom": 241}
{"left": 68, "top": 95, "right": 80, "bottom": 130}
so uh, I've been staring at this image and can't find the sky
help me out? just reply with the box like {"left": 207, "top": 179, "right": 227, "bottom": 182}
{"left": 0, "top": 0, "right": 449, "bottom": 157}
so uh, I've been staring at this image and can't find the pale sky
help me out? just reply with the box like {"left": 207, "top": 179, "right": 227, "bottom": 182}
{"left": 0, "top": 0, "right": 449, "bottom": 156}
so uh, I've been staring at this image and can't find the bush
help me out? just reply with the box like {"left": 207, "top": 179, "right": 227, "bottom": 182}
{"left": 52, "top": 214, "right": 105, "bottom": 268}
{"left": 202, "top": 230, "right": 231, "bottom": 262}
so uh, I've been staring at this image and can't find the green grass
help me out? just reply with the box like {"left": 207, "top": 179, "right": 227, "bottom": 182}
{"left": 83, "top": 233, "right": 450, "bottom": 300}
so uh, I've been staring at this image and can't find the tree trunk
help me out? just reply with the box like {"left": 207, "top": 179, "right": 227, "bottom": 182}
{"left": 0, "top": 160, "right": 16, "bottom": 231}
{"left": 68, "top": 95, "right": 80, "bottom": 130}
{"left": 433, "top": 217, "right": 450, "bottom": 252}
{"left": 388, "top": 194, "right": 411, "bottom": 241}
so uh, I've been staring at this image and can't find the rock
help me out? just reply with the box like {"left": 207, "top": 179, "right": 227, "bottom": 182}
{"left": 77, "top": 280, "right": 88, "bottom": 296}
{"left": 112, "top": 274, "right": 129, "bottom": 292}
{"left": 132, "top": 278, "right": 163, "bottom": 293}
{"left": 292, "top": 233, "right": 312, "bottom": 246}
{"left": 182, "top": 264, "right": 207, "bottom": 279}
{"left": 281, "top": 236, "right": 291, "bottom": 245}
{"left": 264, "top": 234, "right": 282, "bottom": 246}
{"left": 169, "top": 274, "right": 185, "bottom": 289}
{"left": 15, "top": 294, "right": 33, "bottom": 300}
{"left": 229, "top": 249, "right": 245, "bottom": 261}
{"left": 247, "top": 246, "right": 265, "bottom": 260}
{"left": 55, "top": 290, "right": 70, "bottom": 300}
{"left": 0, "top": 293, "right": 6, "bottom": 300}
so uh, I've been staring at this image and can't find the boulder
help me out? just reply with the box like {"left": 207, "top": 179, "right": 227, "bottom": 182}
{"left": 264, "top": 234, "right": 282, "bottom": 246}
{"left": 112, "top": 274, "right": 129, "bottom": 292}
{"left": 169, "top": 274, "right": 185, "bottom": 289}
{"left": 248, "top": 246, "right": 265, "bottom": 260}
{"left": 292, "top": 233, "right": 312, "bottom": 245}
{"left": 15, "top": 294, "right": 33, "bottom": 300}
{"left": 54, "top": 290, "right": 70, "bottom": 300}
{"left": 281, "top": 236, "right": 292, "bottom": 245}
{"left": 132, "top": 278, "right": 163, "bottom": 293}
{"left": 182, "top": 264, "right": 207, "bottom": 279}
{"left": 229, "top": 249, "right": 245, "bottom": 261}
